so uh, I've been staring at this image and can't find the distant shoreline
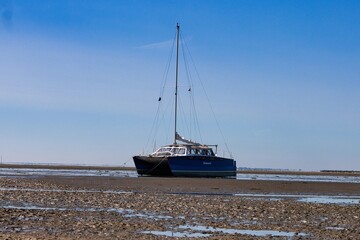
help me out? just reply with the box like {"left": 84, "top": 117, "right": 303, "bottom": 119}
{"left": 0, "top": 163, "right": 135, "bottom": 171}
{"left": 238, "top": 169, "right": 360, "bottom": 176}
{"left": 1, "top": 163, "right": 359, "bottom": 176}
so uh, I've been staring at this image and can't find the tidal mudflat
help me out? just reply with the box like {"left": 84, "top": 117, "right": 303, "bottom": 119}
{"left": 0, "top": 169, "right": 359, "bottom": 239}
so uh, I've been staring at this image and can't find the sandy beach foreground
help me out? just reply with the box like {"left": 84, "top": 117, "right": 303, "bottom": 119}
{"left": 0, "top": 168, "right": 359, "bottom": 239}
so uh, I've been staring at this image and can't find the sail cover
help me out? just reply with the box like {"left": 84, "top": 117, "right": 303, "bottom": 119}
{"left": 175, "top": 132, "right": 200, "bottom": 145}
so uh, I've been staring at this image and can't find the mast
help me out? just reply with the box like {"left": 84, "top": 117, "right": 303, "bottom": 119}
{"left": 174, "top": 23, "right": 180, "bottom": 144}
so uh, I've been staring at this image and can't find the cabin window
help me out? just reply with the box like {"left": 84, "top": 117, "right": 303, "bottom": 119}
{"left": 170, "top": 147, "right": 185, "bottom": 155}
{"left": 178, "top": 148, "right": 185, "bottom": 154}
{"left": 201, "top": 149, "right": 208, "bottom": 155}
{"left": 188, "top": 148, "right": 214, "bottom": 155}
{"left": 155, "top": 147, "right": 173, "bottom": 154}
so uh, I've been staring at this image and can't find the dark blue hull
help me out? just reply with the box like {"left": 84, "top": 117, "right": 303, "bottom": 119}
{"left": 168, "top": 156, "right": 236, "bottom": 177}
{"left": 133, "top": 155, "right": 236, "bottom": 178}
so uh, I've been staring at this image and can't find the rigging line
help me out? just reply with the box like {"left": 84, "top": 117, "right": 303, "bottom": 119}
{"left": 146, "top": 87, "right": 171, "bottom": 152}
{"left": 144, "top": 157, "right": 168, "bottom": 175}
{"left": 145, "top": 32, "right": 177, "bottom": 152}
{"left": 184, "top": 41, "right": 232, "bottom": 157}
{"left": 144, "top": 103, "right": 160, "bottom": 152}
{"left": 180, "top": 32, "right": 194, "bottom": 140}
{"left": 191, "top": 98, "right": 203, "bottom": 144}
{"left": 187, "top": 78, "right": 203, "bottom": 144}
{"left": 165, "top": 96, "right": 175, "bottom": 144}
{"left": 144, "top": 101, "right": 162, "bottom": 152}
{"left": 183, "top": 76, "right": 203, "bottom": 144}
{"left": 149, "top": 84, "right": 174, "bottom": 152}
{"left": 153, "top": 86, "right": 174, "bottom": 146}
{"left": 189, "top": 88, "right": 193, "bottom": 140}
{"left": 180, "top": 32, "right": 195, "bottom": 91}
{"left": 180, "top": 31, "right": 203, "bottom": 143}
{"left": 122, "top": 158, "right": 132, "bottom": 166}
{"left": 153, "top": 92, "right": 174, "bottom": 148}
{"left": 177, "top": 94, "right": 191, "bottom": 138}
{"left": 159, "top": 32, "right": 177, "bottom": 99}
{"left": 189, "top": 87, "right": 202, "bottom": 143}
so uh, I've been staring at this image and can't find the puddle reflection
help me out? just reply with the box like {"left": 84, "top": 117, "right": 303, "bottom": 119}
{"left": 234, "top": 193, "right": 360, "bottom": 205}
{"left": 236, "top": 173, "right": 360, "bottom": 183}
{"left": 142, "top": 225, "right": 307, "bottom": 238}
{"left": 142, "top": 230, "right": 211, "bottom": 238}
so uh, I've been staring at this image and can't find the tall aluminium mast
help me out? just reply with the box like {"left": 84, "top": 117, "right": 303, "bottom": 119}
{"left": 174, "top": 23, "right": 180, "bottom": 144}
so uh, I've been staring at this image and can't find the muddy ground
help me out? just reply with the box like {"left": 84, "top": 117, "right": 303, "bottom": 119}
{"left": 0, "top": 170, "right": 359, "bottom": 239}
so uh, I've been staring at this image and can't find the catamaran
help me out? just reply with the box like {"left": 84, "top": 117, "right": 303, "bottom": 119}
{"left": 133, "top": 24, "right": 236, "bottom": 177}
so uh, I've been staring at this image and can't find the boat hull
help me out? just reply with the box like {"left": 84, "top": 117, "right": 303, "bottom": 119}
{"left": 133, "top": 155, "right": 236, "bottom": 177}
{"left": 168, "top": 156, "right": 236, "bottom": 177}
{"left": 132, "top": 155, "right": 172, "bottom": 176}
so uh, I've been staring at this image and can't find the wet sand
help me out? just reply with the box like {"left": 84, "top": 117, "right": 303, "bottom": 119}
{"left": 0, "top": 167, "right": 359, "bottom": 239}
{"left": 35, "top": 175, "right": 360, "bottom": 195}
{"left": 2, "top": 163, "right": 359, "bottom": 176}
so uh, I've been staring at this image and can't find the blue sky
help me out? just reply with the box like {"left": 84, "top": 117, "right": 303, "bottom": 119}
{"left": 0, "top": 0, "right": 359, "bottom": 170}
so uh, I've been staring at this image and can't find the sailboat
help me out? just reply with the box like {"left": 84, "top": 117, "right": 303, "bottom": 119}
{"left": 133, "top": 24, "right": 237, "bottom": 177}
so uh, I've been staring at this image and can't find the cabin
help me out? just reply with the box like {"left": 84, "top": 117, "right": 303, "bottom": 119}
{"left": 151, "top": 144, "right": 215, "bottom": 157}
